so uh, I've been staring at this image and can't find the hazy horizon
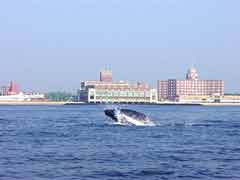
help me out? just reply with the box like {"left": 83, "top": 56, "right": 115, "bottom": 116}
{"left": 0, "top": 1, "right": 239, "bottom": 92}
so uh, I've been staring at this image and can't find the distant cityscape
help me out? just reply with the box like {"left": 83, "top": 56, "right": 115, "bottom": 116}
{"left": 1, "top": 67, "right": 240, "bottom": 104}
{"left": 77, "top": 67, "right": 236, "bottom": 104}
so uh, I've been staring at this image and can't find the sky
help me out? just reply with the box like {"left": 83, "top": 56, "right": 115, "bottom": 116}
{"left": 0, "top": 0, "right": 239, "bottom": 92}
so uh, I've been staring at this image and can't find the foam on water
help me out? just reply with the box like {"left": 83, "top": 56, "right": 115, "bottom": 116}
{"left": 104, "top": 104, "right": 157, "bottom": 126}
{"left": 113, "top": 110, "right": 156, "bottom": 127}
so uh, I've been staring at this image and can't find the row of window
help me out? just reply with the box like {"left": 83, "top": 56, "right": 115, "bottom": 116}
{"left": 95, "top": 91, "right": 151, "bottom": 97}
{"left": 158, "top": 83, "right": 223, "bottom": 87}
{"left": 168, "top": 87, "right": 223, "bottom": 90}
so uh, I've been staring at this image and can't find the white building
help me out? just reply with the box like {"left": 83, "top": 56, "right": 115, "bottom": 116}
{"left": 78, "top": 81, "right": 158, "bottom": 104}
{"left": 0, "top": 92, "right": 46, "bottom": 102}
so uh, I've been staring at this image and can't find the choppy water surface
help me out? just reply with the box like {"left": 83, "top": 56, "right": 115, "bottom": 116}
{"left": 0, "top": 105, "right": 240, "bottom": 180}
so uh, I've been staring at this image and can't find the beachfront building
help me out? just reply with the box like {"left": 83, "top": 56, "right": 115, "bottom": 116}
{"left": 157, "top": 67, "right": 224, "bottom": 102}
{"left": 0, "top": 81, "right": 46, "bottom": 102}
{"left": 78, "top": 72, "right": 158, "bottom": 104}
{"left": 0, "top": 86, "right": 9, "bottom": 96}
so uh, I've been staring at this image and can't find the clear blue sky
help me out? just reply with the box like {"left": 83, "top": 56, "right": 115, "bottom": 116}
{"left": 0, "top": 0, "right": 239, "bottom": 92}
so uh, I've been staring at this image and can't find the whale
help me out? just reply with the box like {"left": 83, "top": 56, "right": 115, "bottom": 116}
{"left": 104, "top": 108, "right": 155, "bottom": 126}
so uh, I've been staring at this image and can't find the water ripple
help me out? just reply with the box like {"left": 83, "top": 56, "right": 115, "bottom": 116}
{"left": 0, "top": 105, "right": 240, "bottom": 180}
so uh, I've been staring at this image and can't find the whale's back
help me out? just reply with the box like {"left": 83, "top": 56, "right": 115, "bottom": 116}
{"left": 120, "top": 109, "right": 148, "bottom": 120}
{"left": 104, "top": 108, "right": 155, "bottom": 126}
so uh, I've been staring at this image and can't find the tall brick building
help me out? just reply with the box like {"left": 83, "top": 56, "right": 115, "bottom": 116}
{"left": 100, "top": 70, "right": 112, "bottom": 82}
{"left": 158, "top": 67, "right": 224, "bottom": 101}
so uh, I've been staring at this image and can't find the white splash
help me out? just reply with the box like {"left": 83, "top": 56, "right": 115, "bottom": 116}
{"left": 115, "top": 110, "right": 156, "bottom": 127}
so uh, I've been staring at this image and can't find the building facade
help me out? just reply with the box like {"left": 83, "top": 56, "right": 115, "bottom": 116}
{"left": 78, "top": 71, "right": 158, "bottom": 104}
{"left": 100, "top": 70, "right": 113, "bottom": 82}
{"left": 158, "top": 67, "right": 224, "bottom": 101}
{"left": 7, "top": 81, "right": 19, "bottom": 95}
{"left": 0, "top": 86, "right": 9, "bottom": 96}
{"left": 79, "top": 81, "right": 157, "bottom": 104}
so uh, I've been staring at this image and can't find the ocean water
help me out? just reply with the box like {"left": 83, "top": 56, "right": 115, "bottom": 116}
{"left": 0, "top": 105, "right": 240, "bottom": 180}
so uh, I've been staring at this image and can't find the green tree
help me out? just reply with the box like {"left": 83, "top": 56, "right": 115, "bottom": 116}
{"left": 47, "top": 91, "right": 74, "bottom": 101}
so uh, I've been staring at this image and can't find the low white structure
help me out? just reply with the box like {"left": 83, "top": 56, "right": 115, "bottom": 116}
{"left": 0, "top": 92, "right": 46, "bottom": 102}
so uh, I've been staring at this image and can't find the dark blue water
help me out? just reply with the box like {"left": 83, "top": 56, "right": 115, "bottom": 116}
{"left": 0, "top": 105, "right": 240, "bottom": 180}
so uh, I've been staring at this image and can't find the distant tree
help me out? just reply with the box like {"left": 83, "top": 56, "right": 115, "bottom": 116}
{"left": 224, "top": 93, "right": 240, "bottom": 96}
{"left": 47, "top": 91, "right": 74, "bottom": 101}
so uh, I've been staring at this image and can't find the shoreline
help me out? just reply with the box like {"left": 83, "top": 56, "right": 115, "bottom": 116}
{"left": 0, "top": 101, "right": 240, "bottom": 106}
{"left": 200, "top": 102, "right": 240, "bottom": 106}
{"left": 0, "top": 101, "right": 67, "bottom": 106}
